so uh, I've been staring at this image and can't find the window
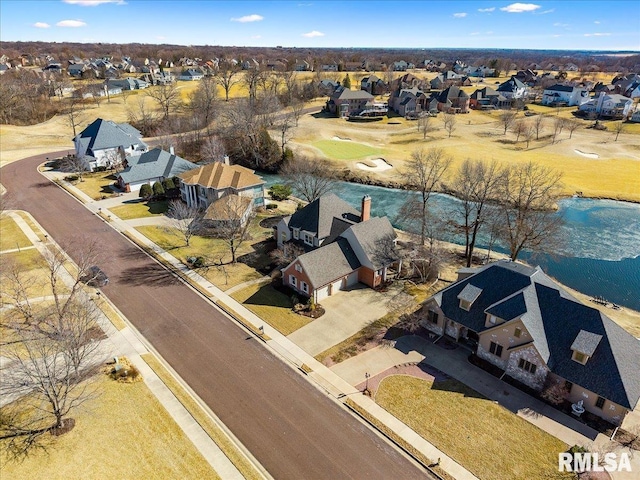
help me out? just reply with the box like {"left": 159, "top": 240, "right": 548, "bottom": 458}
{"left": 489, "top": 315, "right": 497, "bottom": 324}
{"left": 518, "top": 358, "right": 537, "bottom": 374}
{"left": 293, "top": 229, "right": 299, "bottom": 240}
{"left": 289, "top": 275, "right": 297, "bottom": 287}
{"left": 595, "top": 396, "right": 605, "bottom": 409}
{"left": 295, "top": 264, "right": 302, "bottom": 273}
{"left": 301, "top": 281, "right": 309, "bottom": 294}
{"left": 489, "top": 341, "right": 503, "bottom": 358}
{"left": 572, "top": 351, "right": 587, "bottom": 364}
{"left": 460, "top": 299, "right": 471, "bottom": 311}
{"left": 304, "top": 233, "right": 313, "bottom": 245}
{"left": 514, "top": 327, "right": 522, "bottom": 338}
{"left": 428, "top": 310, "right": 439, "bottom": 325}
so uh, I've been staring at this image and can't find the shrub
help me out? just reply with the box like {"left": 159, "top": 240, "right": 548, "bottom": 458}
{"left": 162, "top": 177, "right": 175, "bottom": 190}
{"left": 152, "top": 181, "right": 165, "bottom": 197}
{"left": 94, "top": 166, "right": 108, "bottom": 172}
{"left": 265, "top": 203, "right": 278, "bottom": 210}
{"left": 139, "top": 183, "right": 152, "bottom": 199}
{"left": 268, "top": 184, "right": 292, "bottom": 201}
{"left": 64, "top": 174, "right": 79, "bottom": 182}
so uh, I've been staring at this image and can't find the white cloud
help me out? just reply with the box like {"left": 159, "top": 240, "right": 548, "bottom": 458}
{"left": 553, "top": 22, "right": 569, "bottom": 27}
{"left": 470, "top": 32, "right": 481, "bottom": 36}
{"left": 594, "top": 20, "right": 601, "bottom": 24}
{"left": 63, "top": 0, "right": 126, "bottom": 5}
{"left": 56, "top": 19, "right": 87, "bottom": 27}
{"left": 584, "top": 32, "right": 611, "bottom": 37}
{"left": 538, "top": 9, "right": 554, "bottom": 14}
{"left": 478, "top": 7, "right": 495, "bottom": 12}
{"left": 33, "top": 22, "right": 50, "bottom": 28}
{"left": 252, "top": 35, "right": 262, "bottom": 39}
{"left": 485, "top": 31, "right": 494, "bottom": 34}
{"left": 453, "top": 12, "right": 467, "bottom": 18}
{"left": 231, "top": 14, "right": 263, "bottom": 23}
{"left": 500, "top": 3, "right": 541, "bottom": 13}
{"left": 302, "top": 30, "right": 324, "bottom": 38}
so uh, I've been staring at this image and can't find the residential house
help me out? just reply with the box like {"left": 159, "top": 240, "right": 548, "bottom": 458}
{"left": 116, "top": 147, "right": 197, "bottom": 192}
{"left": 294, "top": 60, "right": 311, "bottom": 71}
{"left": 541, "top": 84, "right": 590, "bottom": 107}
{"left": 578, "top": 92, "right": 633, "bottom": 119}
{"left": 73, "top": 118, "right": 148, "bottom": 172}
{"left": 393, "top": 73, "right": 425, "bottom": 91}
{"left": 363, "top": 60, "right": 387, "bottom": 72}
{"left": 279, "top": 194, "right": 399, "bottom": 302}
{"left": 326, "top": 87, "right": 375, "bottom": 118}
{"left": 628, "top": 108, "right": 640, "bottom": 123}
{"left": 432, "top": 85, "right": 470, "bottom": 113}
{"left": 178, "top": 159, "right": 265, "bottom": 211}
{"left": 360, "top": 75, "right": 387, "bottom": 95}
{"left": 179, "top": 68, "right": 204, "bottom": 81}
{"left": 392, "top": 61, "right": 414, "bottom": 71}
{"left": 419, "top": 260, "right": 640, "bottom": 426}
{"left": 465, "top": 65, "right": 495, "bottom": 78}
{"left": 202, "top": 194, "right": 254, "bottom": 228}
{"left": 452, "top": 60, "right": 467, "bottom": 73}
{"left": 342, "top": 61, "right": 364, "bottom": 72}
{"left": 318, "top": 79, "right": 341, "bottom": 96}
{"left": 514, "top": 69, "right": 539, "bottom": 86}
{"left": 389, "top": 87, "right": 428, "bottom": 116}
{"left": 67, "top": 63, "right": 87, "bottom": 78}
{"left": 107, "top": 77, "right": 149, "bottom": 90}
{"left": 429, "top": 71, "right": 470, "bottom": 90}
{"left": 321, "top": 63, "right": 339, "bottom": 72}
{"left": 469, "top": 87, "right": 510, "bottom": 110}
{"left": 497, "top": 76, "right": 529, "bottom": 100}
{"left": 612, "top": 74, "right": 640, "bottom": 99}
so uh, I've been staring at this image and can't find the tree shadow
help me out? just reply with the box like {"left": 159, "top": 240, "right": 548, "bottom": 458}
{"left": 116, "top": 263, "right": 181, "bottom": 287}
{"left": 242, "top": 283, "right": 291, "bottom": 308}
{"left": 236, "top": 239, "right": 277, "bottom": 274}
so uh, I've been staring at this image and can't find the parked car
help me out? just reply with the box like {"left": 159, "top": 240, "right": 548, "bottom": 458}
{"left": 82, "top": 266, "right": 109, "bottom": 287}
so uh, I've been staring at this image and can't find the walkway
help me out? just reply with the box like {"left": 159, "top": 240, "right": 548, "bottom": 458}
{"left": 3, "top": 210, "right": 250, "bottom": 480}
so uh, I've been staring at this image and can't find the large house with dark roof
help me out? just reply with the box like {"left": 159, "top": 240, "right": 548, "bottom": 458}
{"left": 277, "top": 194, "right": 399, "bottom": 302}
{"left": 541, "top": 84, "right": 590, "bottom": 107}
{"left": 73, "top": 118, "right": 148, "bottom": 171}
{"left": 116, "top": 147, "right": 197, "bottom": 192}
{"left": 419, "top": 260, "right": 640, "bottom": 425}
{"left": 326, "top": 87, "right": 375, "bottom": 117}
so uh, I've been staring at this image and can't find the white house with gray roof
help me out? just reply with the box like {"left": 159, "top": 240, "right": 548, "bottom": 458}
{"left": 280, "top": 194, "right": 400, "bottom": 302}
{"left": 116, "top": 147, "right": 197, "bottom": 192}
{"left": 73, "top": 118, "right": 148, "bottom": 172}
{"left": 541, "top": 84, "right": 590, "bottom": 107}
{"left": 420, "top": 260, "right": 640, "bottom": 426}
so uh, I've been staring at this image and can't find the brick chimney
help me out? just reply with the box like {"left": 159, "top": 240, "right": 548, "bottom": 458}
{"left": 361, "top": 195, "right": 371, "bottom": 222}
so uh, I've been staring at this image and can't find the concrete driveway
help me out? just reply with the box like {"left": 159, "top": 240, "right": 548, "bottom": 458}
{"left": 286, "top": 284, "right": 392, "bottom": 356}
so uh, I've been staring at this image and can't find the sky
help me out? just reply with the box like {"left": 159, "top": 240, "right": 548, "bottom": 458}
{"left": 1, "top": 0, "right": 638, "bottom": 51}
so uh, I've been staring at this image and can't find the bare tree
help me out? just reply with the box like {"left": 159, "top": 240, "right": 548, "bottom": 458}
{"left": 417, "top": 114, "right": 436, "bottom": 140}
{"left": 512, "top": 119, "right": 528, "bottom": 142}
{"left": 243, "top": 67, "right": 265, "bottom": 105}
{"left": 274, "top": 111, "right": 296, "bottom": 160}
{"left": 59, "top": 154, "right": 89, "bottom": 181}
{"left": 290, "top": 99, "right": 305, "bottom": 127}
{"left": 442, "top": 113, "right": 457, "bottom": 138}
{"left": 450, "top": 158, "right": 502, "bottom": 267}
{"left": 127, "top": 97, "right": 158, "bottom": 136}
{"left": 0, "top": 238, "right": 105, "bottom": 459}
{"left": 65, "top": 96, "right": 85, "bottom": 137}
{"left": 400, "top": 148, "right": 452, "bottom": 245}
{"left": 498, "top": 111, "right": 518, "bottom": 135}
{"left": 188, "top": 77, "right": 218, "bottom": 136}
{"left": 533, "top": 113, "right": 545, "bottom": 140}
{"left": 146, "top": 83, "right": 181, "bottom": 119}
{"left": 613, "top": 121, "right": 625, "bottom": 141}
{"left": 200, "top": 136, "right": 226, "bottom": 164}
{"left": 203, "top": 195, "right": 255, "bottom": 264}
{"left": 498, "top": 161, "right": 564, "bottom": 261}
{"left": 552, "top": 117, "right": 565, "bottom": 144}
{"left": 565, "top": 118, "right": 581, "bottom": 139}
{"left": 281, "top": 155, "right": 337, "bottom": 202}
{"left": 214, "top": 60, "right": 240, "bottom": 102}
{"left": 166, "top": 200, "right": 203, "bottom": 247}
{"left": 270, "top": 242, "right": 305, "bottom": 267}
{"left": 522, "top": 122, "right": 535, "bottom": 149}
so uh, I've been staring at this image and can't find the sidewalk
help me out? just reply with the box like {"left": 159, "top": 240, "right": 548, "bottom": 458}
{"left": 5, "top": 210, "right": 252, "bottom": 480}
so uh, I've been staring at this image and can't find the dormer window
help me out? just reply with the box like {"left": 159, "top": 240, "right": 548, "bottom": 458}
{"left": 570, "top": 330, "right": 602, "bottom": 365}
{"left": 514, "top": 327, "right": 522, "bottom": 338}
{"left": 293, "top": 228, "right": 299, "bottom": 240}
{"left": 572, "top": 351, "right": 587, "bottom": 365}
{"left": 457, "top": 284, "right": 482, "bottom": 311}
{"left": 303, "top": 233, "right": 313, "bottom": 246}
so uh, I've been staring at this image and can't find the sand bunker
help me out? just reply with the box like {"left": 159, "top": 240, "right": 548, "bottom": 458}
{"left": 356, "top": 158, "right": 392, "bottom": 172}
{"left": 575, "top": 149, "right": 600, "bottom": 159}
{"left": 331, "top": 135, "right": 352, "bottom": 141}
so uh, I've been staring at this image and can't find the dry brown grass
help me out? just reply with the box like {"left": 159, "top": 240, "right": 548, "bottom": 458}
{"left": 69, "top": 172, "right": 118, "bottom": 200}
{"left": 141, "top": 353, "right": 263, "bottom": 480}
{"left": 0, "top": 375, "right": 220, "bottom": 480}
{"left": 0, "top": 215, "right": 32, "bottom": 251}
{"left": 376, "top": 375, "right": 572, "bottom": 480}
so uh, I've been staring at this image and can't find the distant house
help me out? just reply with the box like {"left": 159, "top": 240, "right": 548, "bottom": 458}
{"left": 321, "top": 63, "right": 339, "bottom": 72}
{"left": 294, "top": 60, "right": 311, "bottom": 71}
{"left": 67, "top": 63, "right": 87, "bottom": 78}
{"left": 392, "top": 61, "right": 411, "bottom": 71}
{"left": 107, "top": 77, "right": 149, "bottom": 90}
{"left": 430, "top": 71, "right": 469, "bottom": 90}
{"left": 360, "top": 75, "right": 387, "bottom": 95}
{"left": 326, "top": 87, "right": 375, "bottom": 118}
{"left": 578, "top": 92, "right": 633, "bottom": 119}
{"left": 278, "top": 194, "right": 400, "bottom": 302}
{"left": 432, "top": 85, "right": 470, "bottom": 113}
{"left": 469, "top": 87, "right": 510, "bottom": 110}
{"left": 388, "top": 87, "right": 428, "bottom": 116}
{"left": 514, "top": 69, "right": 539, "bottom": 86}
{"left": 393, "top": 73, "right": 425, "bottom": 91}
{"left": 178, "top": 68, "right": 204, "bottom": 81}
{"left": 318, "top": 79, "right": 341, "bottom": 96}
{"left": 465, "top": 65, "right": 495, "bottom": 78}
{"left": 497, "top": 76, "right": 529, "bottom": 100}
{"left": 117, "top": 147, "right": 197, "bottom": 192}
{"left": 178, "top": 159, "right": 265, "bottom": 210}
{"left": 541, "top": 84, "right": 590, "bottom": 107}
{"left": 613, "top": 74, "right": 640, "bottom": 99}
{"left": 73, "top": 118, "right": 148, "bottom": 172}
{"left": 419, "top": 260, "right": 640, "bottom": 426}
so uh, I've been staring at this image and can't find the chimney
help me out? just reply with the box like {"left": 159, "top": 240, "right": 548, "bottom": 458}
{"left": 169, "top": 145, "right": 175, "bottom": 155}
{"left": 223, "top": 155, "right": 230, "bottom": 165}
{"left": 361, "top": 195, "right": 371, "bottom": 222}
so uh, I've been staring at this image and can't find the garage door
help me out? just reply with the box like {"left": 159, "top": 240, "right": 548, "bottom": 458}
{"left": 315, "top": 285, "right": 330, "bottom": 301}
{"left": 345, "top": 271, "right": 358, "bottom": 288}
{"left": 330, "top": 278, "right": 342, "bottom": 295}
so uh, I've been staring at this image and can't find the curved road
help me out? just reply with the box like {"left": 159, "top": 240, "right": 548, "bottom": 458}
{"left": 1, "top": 152, "right": 429, "bottom": 480}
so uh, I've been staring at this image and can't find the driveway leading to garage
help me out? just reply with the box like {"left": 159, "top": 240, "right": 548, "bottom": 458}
{"left": 287, "top": 284, "right": 390, "bottom": 356}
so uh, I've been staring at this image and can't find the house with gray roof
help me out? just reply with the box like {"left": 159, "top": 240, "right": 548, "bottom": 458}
{"left": 280, "top": 194, "right": 399, "bottom": 302}
{"left": 326, "top": 87, "right": 375, "bottom": 117}
{"left": 541, "top": 84, "right": 590, "bottom": 107}
{"left": 116, "top": 147, "right": 197, "bottom": 192}
{"left": 73, "top": 118, "right": 148, "bottom": 172}
{"left": 419, "top": 260, "right": 640, "bottom": 426}
{"left": 497, "top": 76, "right": 529, "bottom": 100}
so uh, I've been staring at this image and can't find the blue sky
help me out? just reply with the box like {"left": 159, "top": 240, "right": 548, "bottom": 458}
{"left": 1, "top": 1, "right": 638, "bottom": 51}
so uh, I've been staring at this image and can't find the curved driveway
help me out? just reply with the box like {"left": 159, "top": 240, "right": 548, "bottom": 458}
{"left": 1, "top": 152, "right": 428, "bottom": 480}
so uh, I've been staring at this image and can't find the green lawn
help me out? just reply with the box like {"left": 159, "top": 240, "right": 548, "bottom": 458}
{"left": 376, "top": 375, "right": 572, "bottom": 480}
{"left": 109, "top": 200, "right": 169, "bottom": 220}
{"left": 312, "top": 139, "right": 381, "bottom": 160}
{"left": 230, "top": 282, "right": 312, "bottom": 335}
{"left": 0, "top": 216, "right": 32, "bottom": 251}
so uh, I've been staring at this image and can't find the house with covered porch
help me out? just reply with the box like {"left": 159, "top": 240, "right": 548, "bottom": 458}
{"left": 419, "top": 260, "right": 640, "bottom": 426}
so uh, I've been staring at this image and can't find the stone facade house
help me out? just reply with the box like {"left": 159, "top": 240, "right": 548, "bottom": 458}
{"left": 419, "top": 260, "right": 640, "bottom": 426}
{"left": 277, "top": 194, "right": 399, "bottom": 302}
{"left": 432, "top": 85, "right": 470, "bottom": 113}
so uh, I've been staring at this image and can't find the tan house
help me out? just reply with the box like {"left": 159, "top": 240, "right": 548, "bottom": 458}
{"left": 419, "top": 260, "right": 640, "bottom": 426}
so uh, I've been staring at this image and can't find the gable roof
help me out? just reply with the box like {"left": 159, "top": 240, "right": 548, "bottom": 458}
{"left": 203, "top": 194, "right": 252, "bottom": 221}
{"left": 435, "top": 85, "right": 469, "bottom": 102}
{"left": 340, "top": 216, "right": 397, "bottom": 268}
{"left": 118, "top": 148, "right": 197, "bottom": 185}
{"left": 179, "top": 162, "right": 264, "bottom": 190}
{"left": 332, "top": 88, "right": 374, "bottom": 101}
{"left": 74, "top": 118, "right": 145, "bottom": 153}
{"left": 431, "top": 260, "right": 640, "bottom": 409}
{"left": 497, "top": 76, "right": 527, "bottom": 93}
{"left": 296, "top": 238, "right": 361, "bottom": 288}
{"left": 287, "top": 193, "right": 360, "bottom": 240}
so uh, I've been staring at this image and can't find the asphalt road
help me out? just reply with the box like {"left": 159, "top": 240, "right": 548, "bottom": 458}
{"left": 1, "top": 152, "right": 430, "bottom": 480}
